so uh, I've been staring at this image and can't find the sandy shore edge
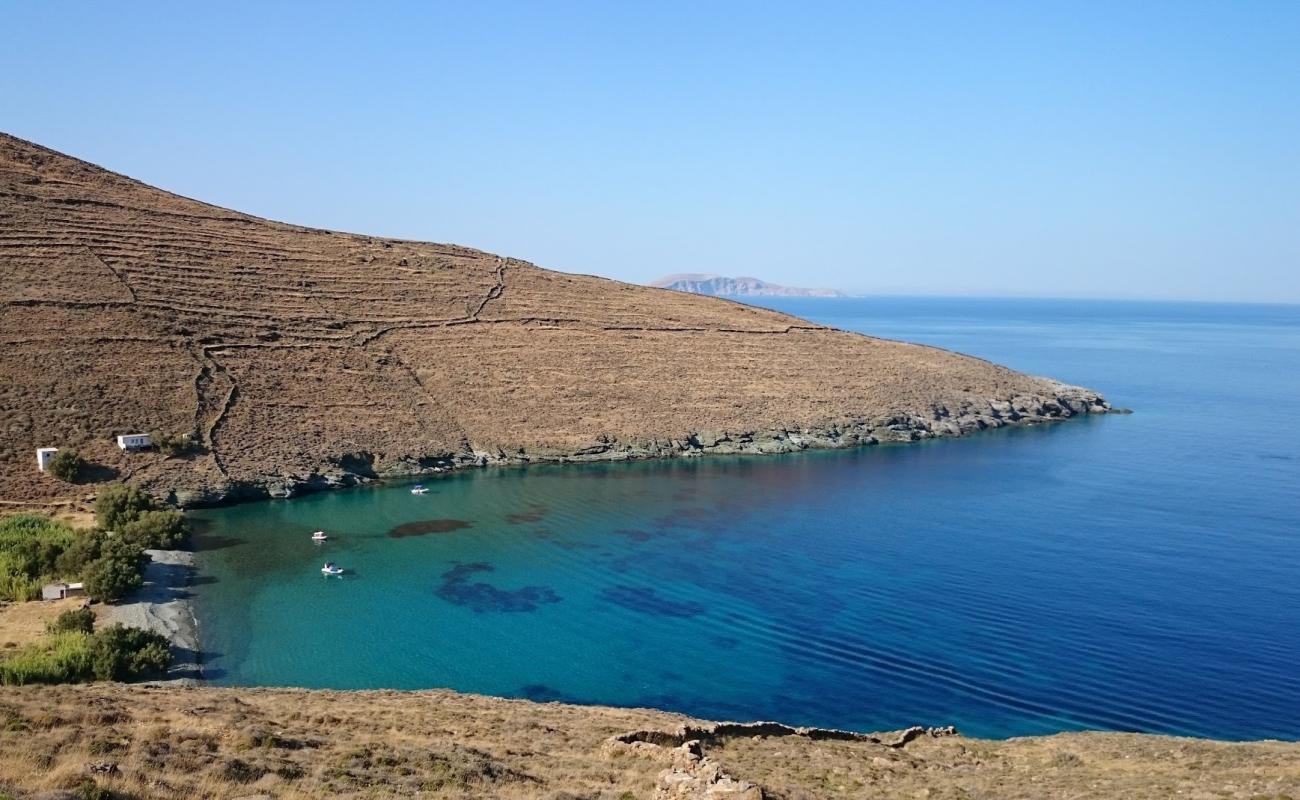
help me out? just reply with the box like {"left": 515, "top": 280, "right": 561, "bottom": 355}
{"left": 102, "top": 548, "right": 202, "bottom": 681}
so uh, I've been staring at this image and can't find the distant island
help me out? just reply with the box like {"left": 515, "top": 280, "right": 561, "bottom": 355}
{"left": 651, "top": 273, "right": 847, "bottom": 298}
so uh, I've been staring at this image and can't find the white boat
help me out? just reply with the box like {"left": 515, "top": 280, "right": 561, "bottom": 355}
{"left": 410, "top": 485, "right": 429, "bottom": 495}
{"left": 311, "top": 530, "right": 328, "bottom": 541}
{"left": 321, "top": 563, "right": 344, "bottom": 576}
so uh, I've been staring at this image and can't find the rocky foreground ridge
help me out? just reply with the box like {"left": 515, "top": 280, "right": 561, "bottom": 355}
{"left": 0, "top": 684, "right": 1295, "bottom": 799}
{"left": 1, "top": 133, "right": 1112, "bottom": 508}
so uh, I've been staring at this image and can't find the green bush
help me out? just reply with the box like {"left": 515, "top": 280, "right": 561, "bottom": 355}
{"left": 89, "top": 624, "right": 171, "bottom": 681}
{"left": 93, "top": 485, "right": 190, "bottom": 549}
{"left": 46, "top": 607, "right": 96, "bottom": 635}
{"left": 46, "top": 450, "right": 87, "bottom": 483}
{"left": 81, "top": 537, "right": 147, "bottom": 602}
{"left": 119, "top": 509, "right": 188, "bottom": 549}
{"left": 54, "top": 528, "right": 107, "bottom": 578}
{"left": 94, "top": 484, "right": 157, "bottom": 531}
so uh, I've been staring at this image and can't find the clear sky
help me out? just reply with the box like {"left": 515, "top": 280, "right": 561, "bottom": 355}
{"left": 3, "top": 2, "right": 1297, "bottom": 302}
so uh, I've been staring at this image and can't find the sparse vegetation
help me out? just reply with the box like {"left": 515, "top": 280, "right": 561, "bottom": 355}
{"left": 46, "top": 449, "right": 87, "bottom": 483}
{"left": 0, "top": 684, "right": 1294, "bottom": 799}
{"left": 152, "top": 431, "right": 198, "bottom": 458}
{"left": 1, "top": 132, "right": 1106, "bottom": 517}
{"left": 0, "top": 631, "right": 92, "bottom": 685}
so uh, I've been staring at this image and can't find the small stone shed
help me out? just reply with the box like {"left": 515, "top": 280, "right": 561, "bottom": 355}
{"left": 36, "top": 447, "right": 58, "bottom": 472}
{"left": 41, "top": 582, "right": 86, "bottom": 601}
{"left": 116, "top": 433, "right": 152, "bottom": 450}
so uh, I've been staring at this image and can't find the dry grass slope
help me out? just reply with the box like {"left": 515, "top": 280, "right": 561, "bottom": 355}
{"left": 1, "top": 132, "right": 1110, "bottom": 506}
{"left": 0, "top": 684, "right": 1295, "bottom": 800}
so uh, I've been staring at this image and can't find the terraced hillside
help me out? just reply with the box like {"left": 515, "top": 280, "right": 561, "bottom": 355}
{"left": 0, "top": 132, "right": 1111, "bottom": 506}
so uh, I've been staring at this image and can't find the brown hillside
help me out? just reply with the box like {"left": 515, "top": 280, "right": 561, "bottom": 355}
{"left": 0, "top": 133, "right": 1110, "bottom": 506}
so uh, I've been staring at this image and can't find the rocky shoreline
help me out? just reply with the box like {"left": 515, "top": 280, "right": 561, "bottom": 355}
{"left": 109, "top": 381, "right": 1119, "bottom": 685}
{"left": 172, "top": 381, "right": 1120, "bottom": 508}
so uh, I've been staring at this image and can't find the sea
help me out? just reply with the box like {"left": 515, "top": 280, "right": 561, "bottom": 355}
{"left": 190, "top": 297, "right": 1300, "bottom": 740}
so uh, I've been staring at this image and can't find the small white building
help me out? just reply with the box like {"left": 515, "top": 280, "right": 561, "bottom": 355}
{"left": 36, "top": 447, "right": 59, "bottom": 472}
{"left": 116, "top": 433, "right": 152, "bottom": 450}
{"left": 41, "top": 582, "right": 86, "bottom": 601}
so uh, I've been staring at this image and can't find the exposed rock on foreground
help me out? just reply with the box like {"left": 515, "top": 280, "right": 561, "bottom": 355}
{"left": 1, "top": 133, "right": 1111, "bottom": 507}
{"left": 0, "top": 685, "right": 1295, "bottom": 799}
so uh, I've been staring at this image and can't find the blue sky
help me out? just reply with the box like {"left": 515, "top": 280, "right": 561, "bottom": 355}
{"left": 3, "top": 2, "right": 1297, "bottom": 302}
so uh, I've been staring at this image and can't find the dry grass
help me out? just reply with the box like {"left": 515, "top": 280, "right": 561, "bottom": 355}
{"left": 713, "top": 731, "right": 1300, "bottom": 800}
{"left": 0, "top": 597, "right": 96, "bottom": 652}
{"left": 0, "top": 684, "right": 682, "bottom": 799}
{"left": 0, "top": 684, "right": 1294, "bottom": 800}
{"left": 1, "top": 132, "right": 1106, "bottom": 506}
{"left": 0, "top": 503, "right": 96, "bottom": 530}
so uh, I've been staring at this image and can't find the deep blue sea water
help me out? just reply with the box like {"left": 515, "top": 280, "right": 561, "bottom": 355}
{"left": 190, "top": 298, "right": 1300, "bottom": 740}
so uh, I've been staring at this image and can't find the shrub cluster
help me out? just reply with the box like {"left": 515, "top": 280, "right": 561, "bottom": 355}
{"left": 46, "top": 449, "right": 87, "bottom": 483}
{"left": 80, "top": 534, "right": 148, "bottom": 602}
{"left": 46, "top": 606, "right": 96, "bottom": 635}
{"left": 95, "top": 485, "right": 189, "bottom": 548}
{"left": 49, "top": 528, "right": 150, "bottom": 601}
{"left": 0, "top": 484, "right": 188, "bottom": 603}
{"left": 0, "top": 622, "right": 171, "bottom": 686}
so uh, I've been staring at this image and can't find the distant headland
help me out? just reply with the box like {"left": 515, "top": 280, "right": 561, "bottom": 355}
{"left": 0, "top": 131, "right": 1108, "bottom": 509}
{"left": 650, "top": 273, "right": 847, "bottom": 298}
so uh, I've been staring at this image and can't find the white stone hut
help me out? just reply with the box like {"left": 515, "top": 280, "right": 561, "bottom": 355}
{"left": 116, "top": 433, "right": 152, "bottom": 450}
{"left": 41, "top": 582, "right": 86, "bottom": 601}
{"left": 36, "top": 447, "right": 59, "bottom": 472}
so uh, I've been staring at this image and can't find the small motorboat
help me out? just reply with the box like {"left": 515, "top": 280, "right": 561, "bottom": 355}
{"left": 321, "top": 562, "right": 345, "bottom": 576}
{"left": 410, "top": 485, "right": 430, "bottom": 495}
{"left": 311, "top": 530, "right": 328, "bottom": 542}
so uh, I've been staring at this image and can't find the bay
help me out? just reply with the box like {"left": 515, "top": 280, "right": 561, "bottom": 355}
{"left": 191, "top": 297, "right": 1300, "bottom": 739}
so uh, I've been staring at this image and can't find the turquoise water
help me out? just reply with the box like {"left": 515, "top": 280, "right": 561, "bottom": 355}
{"left": 191, "top": 298, "right": 1300, "bottom": 740}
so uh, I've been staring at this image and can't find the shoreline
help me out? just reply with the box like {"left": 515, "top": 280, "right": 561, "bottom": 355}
{"left": 102, "top": 547, "right": 202, "bottom": 682}
{"left": 107, "top": 390, "right": 1120, "bottom": 689}
{"left": 171, "top": 381, "right": 1121, "bottom": 508}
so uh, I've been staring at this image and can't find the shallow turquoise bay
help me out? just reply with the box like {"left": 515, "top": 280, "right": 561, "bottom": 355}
{"left": 191, "top": 298, "right": 1300, "bottom": 739}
